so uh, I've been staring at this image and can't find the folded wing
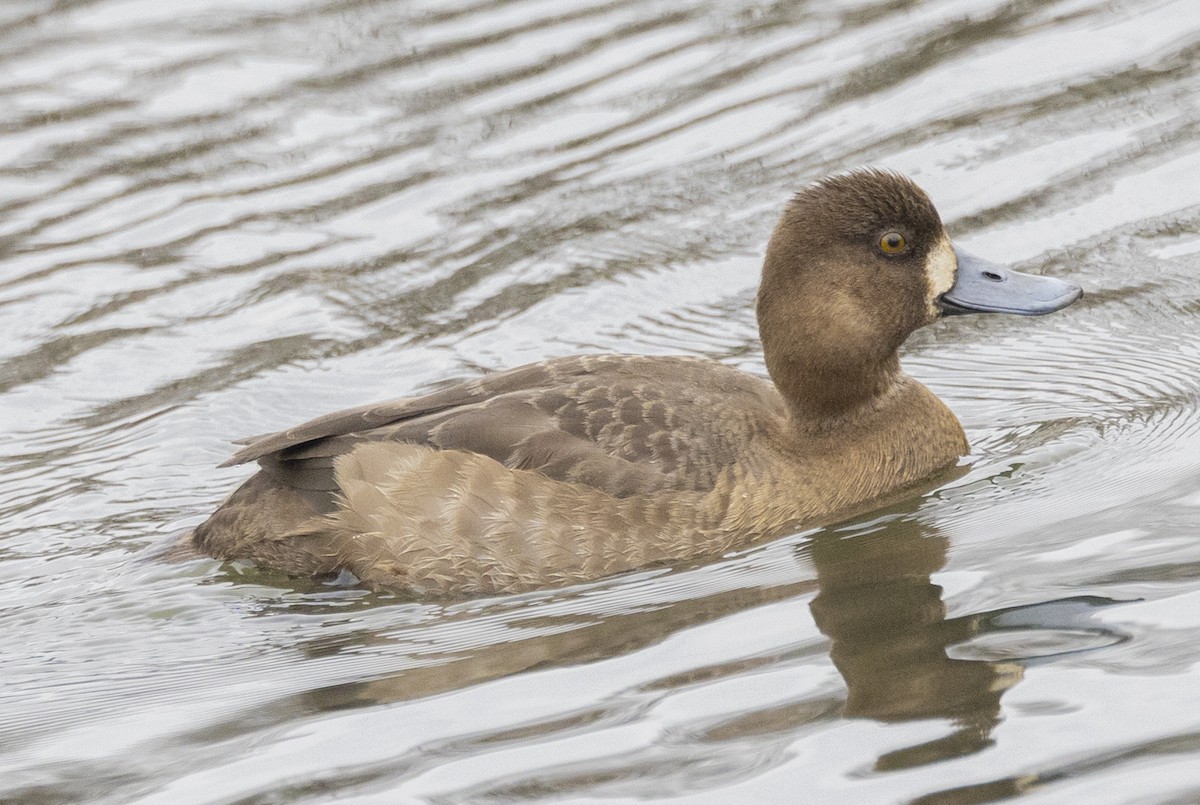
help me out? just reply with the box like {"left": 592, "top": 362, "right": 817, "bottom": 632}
{"left": 224, "top": 355, "right": 778, "bottom": 500}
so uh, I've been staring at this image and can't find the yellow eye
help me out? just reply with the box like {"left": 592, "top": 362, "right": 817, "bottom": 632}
{"left": 879, "top": 231, "right": 907, "bottom": 254}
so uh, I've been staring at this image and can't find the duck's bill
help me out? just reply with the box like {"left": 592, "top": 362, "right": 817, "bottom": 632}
{"left": 940, "top": 248, "right": 1082, "bottom": 316}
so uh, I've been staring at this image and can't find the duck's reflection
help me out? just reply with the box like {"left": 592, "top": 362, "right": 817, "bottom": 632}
{"left": 808, "top": 513, "right": 1129, "bottom": 772}
{"left": 809, "top": 518, "right": 1015, "bottom": 770}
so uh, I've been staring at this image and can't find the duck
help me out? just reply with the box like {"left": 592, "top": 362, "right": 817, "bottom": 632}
{"left": 191, "top": 169, "right": 1081, "bottom": 597}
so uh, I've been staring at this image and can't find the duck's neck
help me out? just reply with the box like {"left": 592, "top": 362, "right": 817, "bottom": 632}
{"left": 767, "top": 346, "right": 902, "bottom": 426}
{"left": 757, "top": 285, "right": 906, "bottom": 426}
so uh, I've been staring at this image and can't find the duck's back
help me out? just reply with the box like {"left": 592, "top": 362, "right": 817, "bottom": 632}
{"left": 229, "top": 354, "right": 785, "bottom": 495}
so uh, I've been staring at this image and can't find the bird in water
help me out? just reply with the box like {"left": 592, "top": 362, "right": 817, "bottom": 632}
{"left": 189, "top": 169, "right": 1081, "bottom": 597}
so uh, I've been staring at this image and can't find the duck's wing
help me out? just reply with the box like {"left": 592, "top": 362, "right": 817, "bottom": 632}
{"left": 222, "top": 355, "right": 779, "bottom": 498}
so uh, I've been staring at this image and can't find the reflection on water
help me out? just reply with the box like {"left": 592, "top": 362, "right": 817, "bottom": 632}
{"left": 812, "top": 519, "right": 1017, "bottom": 769}
{"left": 4, "top": 0, "right": 1200, "bottom": 802}
{"left": 811, "top": 513, "right": 1129, "bottom": 774}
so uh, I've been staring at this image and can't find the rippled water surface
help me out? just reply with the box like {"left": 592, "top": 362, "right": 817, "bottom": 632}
{"left": 4, "top": 0, "right": 1200, "bottom": 802}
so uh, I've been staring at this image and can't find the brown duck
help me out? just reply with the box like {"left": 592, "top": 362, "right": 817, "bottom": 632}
{"left": 191, "top": 169, "right": 1081, "bottom": 596}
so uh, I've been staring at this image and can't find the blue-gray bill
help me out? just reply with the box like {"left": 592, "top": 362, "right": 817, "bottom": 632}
{"left": 940, "top": 248, "right": 1083, "bottom": 316}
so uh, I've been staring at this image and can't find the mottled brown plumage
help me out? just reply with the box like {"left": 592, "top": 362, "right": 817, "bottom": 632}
{"left": 191, "top": 169, "right": 1080, "bottom": 597}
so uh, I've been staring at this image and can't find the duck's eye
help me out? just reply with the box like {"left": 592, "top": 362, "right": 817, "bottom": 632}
{"left": 879, "top": 231, "right": 907, "bottom": 255}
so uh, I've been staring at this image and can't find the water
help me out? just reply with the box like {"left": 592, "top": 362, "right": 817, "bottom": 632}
{"left": 3, "top": 0, "right": 1200, "bottom": 802}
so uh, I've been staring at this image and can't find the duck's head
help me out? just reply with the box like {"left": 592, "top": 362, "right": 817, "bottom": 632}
{"left": 757, "top": 169, "right": 1081, "bottom": 418}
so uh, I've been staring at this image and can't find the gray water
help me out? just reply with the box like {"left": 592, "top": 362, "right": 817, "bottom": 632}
{"left": 3, "top": 0, "right": 1200, "bottom": 802}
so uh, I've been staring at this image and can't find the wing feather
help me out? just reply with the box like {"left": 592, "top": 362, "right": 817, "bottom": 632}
{"left": 220, "top": 355, "right": 781, "bottom": 497}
